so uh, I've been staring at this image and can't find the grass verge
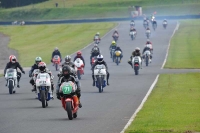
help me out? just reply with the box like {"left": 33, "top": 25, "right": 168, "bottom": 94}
{"left": 0, "top": 74, "right": 3, "bottom": 77}
{"left": 0, "top": 23, "right": 116, "bottom": 66}
{"left": 125, "top": 73, "right": 200, "bottom": 133}
{"left": 165, "top": 19, "right": 200, "bottom": 69}
{"left": 0, "top": 0, "right": 200, "bottom": 20}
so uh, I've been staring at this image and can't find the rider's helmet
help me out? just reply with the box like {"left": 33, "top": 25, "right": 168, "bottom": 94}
{"left": 147, "top": 27, "right": 150, "bottom": 30}
{"left": 77, "top": 51, "right": 82, "bottom": 57}
{"left": 164, "top": 19, "right": 167, "bottom": 21}
{"left": 9, "top": 55, "right": 17, "bottom": 63}
{"left": 114, "top": 29, "right": 118, "bottom": 32}
{"left": 38, "top": 62, "right": 46, "bottom": 72}
{"left": 93, "top": 47, "right": 99, "bottom": 53}
{"left": 135, "top": 47, "right": 140, "bottom": 53}
{"left": 97, "top": 54, "right": 104, "bottom": 63}
{"left": 112, "top": 40, "right": 116, "bottom": 45}
{"left": 116, "top": 46, "right": 120, "bottom": 50}
{"left": 131, "top": 19, "right": 134, "bottom": 22}
{"left": 65, "top": 55, "right": 71, "bottom": 63}
{"left": 35, "top": 57, "right": 42, "bottom": 65}
{"left": 96, "top": 32, "right": 100, "bottom": 35}
{"left": 62, "top": 65, "right": 71, "bottom": 78}
{"left": 54, "top": 47, "right": 58, "bottom": 51}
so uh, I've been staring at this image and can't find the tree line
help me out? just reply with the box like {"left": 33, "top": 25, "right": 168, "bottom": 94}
{"left": 0, "top": 0, "right": 48, "bottom": 8}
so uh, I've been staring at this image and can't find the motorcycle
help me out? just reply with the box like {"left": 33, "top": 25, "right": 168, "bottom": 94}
{"left": 94, "top": 64, "right": 107, "bottom": 93}
{"left": 112, "top": 33, "right": 119, "bottom": 42}
{"left": 143, "top": 21, "right": 148, "bottom": 29}
{"left": 5, "top": 68, "right": 17, "bottom": 94}
{"left": 110, "top": 48, "right": 116, "bottom": 62}
{"left": 143, "top": 50, "right": 151, "bottom": 66}
{"left": 130, "top": 22, "right": 135, "bottom": 27}
{"left": 52, "top": 55, "right": 61, "bottom": 71}
{"left": 163, "top": 21, "right": 167, "bottom": 29}
{"left": 59, "top": 81, "right": 79, "bottom": 120}
{"left": 152, "top": 23, "right": 157, "bottom": 31}
{"left": 146, "top": 30, "right": 151, "bottom": 39}
{"left": 74, "top": 58, "right": 84, "bottom": 80}
{"left": 35, "top": 72, "right": 53, "bottom": 108}
{"left": 114, "top": 50, "right": 122, "bottom": 65}
{"left": 132, "top": 56, "right": 142, "bottom": 75}
{"left": 130, "top": 31, "right": 136, "bottom": 40}
{"left": 94, "top": 36, "right": 100, "bottom": 44}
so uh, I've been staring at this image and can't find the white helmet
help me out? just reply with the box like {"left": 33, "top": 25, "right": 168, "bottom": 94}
{"left": 94, "top": 43, "right": 98, "bottom": 47}
{"left": 54, "top": 47, "right": 58, "bottom": 50}
{"left": 96, "top": 32, "right": 100, "bottom": 35}
{"left": 97, "top": 54, "right": 103, "bottom": 62}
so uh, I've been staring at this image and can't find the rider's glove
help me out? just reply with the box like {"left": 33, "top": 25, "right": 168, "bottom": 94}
{"left": 22, "top": 71, "right": 25, "bottom": 74}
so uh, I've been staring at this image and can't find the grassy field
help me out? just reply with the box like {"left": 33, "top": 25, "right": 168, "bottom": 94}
{"left": 165, "top": 19, "right": 200, "bottom": 69}
{"left": 125, "top": 73, "right": 200, "bottom": 133}
{"left": 0, "top": 23, "right": 116, "bottom": 66}
{"left": 0, "top": 0, "right": 200, "bottom": 20}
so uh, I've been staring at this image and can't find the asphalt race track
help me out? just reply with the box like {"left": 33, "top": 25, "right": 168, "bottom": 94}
{"left": 0, "top": 20, "right": 183, "bottom": 133}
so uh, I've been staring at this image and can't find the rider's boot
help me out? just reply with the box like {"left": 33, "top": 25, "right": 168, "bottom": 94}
{"left": 31, "top": 85, "right": 36, "bottom": 92}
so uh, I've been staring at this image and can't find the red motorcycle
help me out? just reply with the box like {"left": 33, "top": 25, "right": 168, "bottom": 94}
{"left": 60, "top": 81, "right": 79, "bottom": 120}
{"left": 91, "top": 56, "right": 97, "bottom": 66}
{"left": 52, "top": 55, "right": 61, "bottom": 71}
{"left": 74, "top": 58, "right": 84, "bottom": 80}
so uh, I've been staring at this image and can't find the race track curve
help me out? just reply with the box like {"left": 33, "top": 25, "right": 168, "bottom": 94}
{"left": 0, "top": 20, "right": 177, "bottom": 133}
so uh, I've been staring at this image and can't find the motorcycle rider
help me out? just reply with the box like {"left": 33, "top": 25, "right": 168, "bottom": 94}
{"left": 163, "top": 19, "right": 167, "bottom": 23}
{"left": 128, "top": 47, "right": 142, "bottom": 68}
{"left": 109, "top": 41, "right": 117, "bottom": 58}
{"left": 130, "top": 20, "right": 135, "bottom": 26}
{"left": 37, "top": 62, "right": 55, "bottom": 98}
{"left": 130, "top": 27, "right": 137, "bottom": 35}
{"left": 29, "top": 57, "right": 42, "bottom": 91}
{"left": 73, "top": 51, "right": 85, "bottom": 66}
{"left": 56, "top": 65, "right": 82, "bottom": 108}
{"left": 142, "top": 45, "right": 152, "bottom": 63}
{"left": 114, "top": 46, "right": 123, "bottom": 62}
{"left": 112, "top": 29, "right": 119, "bottom": 37}
{"left": 92, "top": 54, "right": 110, "bottom": 86}
{"left": 93, "top": 32, "right": 101, "bottom": 42}
{"left": 146, "top": 39, "right": 153, "bottom": 53}
{"left": 4, "top": 55, "right": 25, "bottom": 88}
{"left": 152, "top": 20, "right": 157, "bottom": 28}
{"left": 51, "top": 47, "right": 62, "bottom": 64}
{"left": 90, "top": 45, "right": 100, "bottom": 66}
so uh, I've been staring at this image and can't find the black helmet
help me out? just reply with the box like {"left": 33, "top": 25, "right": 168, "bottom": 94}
{"left": 62, "top": 65, "right": 71, "bottom": 78}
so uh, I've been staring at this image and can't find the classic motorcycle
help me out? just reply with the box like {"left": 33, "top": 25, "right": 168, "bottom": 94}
{"left": 143, "top": 50, "right": 151, "bottom": 66}
{"left": 146, "top": 30, "right": 151, "bottom": 39}
{"left": 163, "top": 21, "right": 167, "bottom": 29}
{"left": 74, "top": 58, "right": 84, "bottom": 80}
{"left": 132, "top": 56, "right": 142, "bottom": 75}
{"left": 130, "top": 31, "right": 136, "bottom": 40}
{"left": 93, "top": 64, "right": 107, "bottom": 93}
{"left": 5, "top": 68, "right": 17, "bottom": 94}
{"left": 59, "top": 81, "right": 79, "bottom": 120}
{"left": 35, "top": 72, "right": 53, "bottom": 108}
{"left": 112, "top": 33, "right": 119, "bottom": 42}
{"left": 52, "top": 55, "right": 61, "bottom": 71}
{"left": 114, "top": 50, "right": 122, "bottom": 65}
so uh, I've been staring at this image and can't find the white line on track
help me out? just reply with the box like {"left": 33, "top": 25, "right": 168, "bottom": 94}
{"left": 161, "top": 21, "right": 180, "bottom": 69}
{"left": 120, "top": 75, "right": 160, "bottom": 133}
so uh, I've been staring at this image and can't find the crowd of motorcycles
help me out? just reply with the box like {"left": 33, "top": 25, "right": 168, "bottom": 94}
{"left": 4, "top": 16, "right": 168, "bottom": 120}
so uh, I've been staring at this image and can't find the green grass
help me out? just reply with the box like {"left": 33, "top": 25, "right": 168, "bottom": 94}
{"left": 0, "top": 0, "right": 200, "bottom": 20}
{"left": 165, "top": 19, "right": 200, "bottom": 69}
{"left": 0, "top": 74, "right": 3, "bottom": 77}
{"left": 125, "top": 73, "right": 200, "bottom": 133}
{"left": 0, "top": 23, "right": 116, "bottom": 66}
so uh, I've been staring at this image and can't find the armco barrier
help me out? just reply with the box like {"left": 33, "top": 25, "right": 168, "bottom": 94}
{"left": 0, "top": 15, "right": 199, "bottom": 25}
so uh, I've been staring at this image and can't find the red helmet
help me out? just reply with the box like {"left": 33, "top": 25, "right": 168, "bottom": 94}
{"left": 9, "top": 55, "right": 17, "bottom": 63}
{"left": 77, "top": 51, "right": 82, "bottom": 57}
